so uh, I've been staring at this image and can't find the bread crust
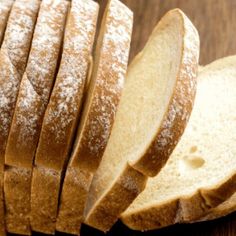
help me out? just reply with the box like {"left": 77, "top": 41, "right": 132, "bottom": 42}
{"left": 34, "top": 0, "right": 98, "bottom": 171}
{"left": 130, "top": 9, "right": 199, "bottom": 177}
{"left": 85, "top": 164, "right": 147, "bottom": 232}
{"left": 0, "top": 0, "right": 14, "bottom": 46}
{"left": 84, "top": 9, "right": 199, "bottom": 232}
{"left": 4, "top": 0, "right": 68, "bottom": 234}
{"left": 198, "top": 194, "right": 236, "bottom": 222}
{"left": 0, "top": 0, "right": 40, "bottom": 170}
{"left": 4, "top": 167, "right": 31, "bottom": 235}
{"left": 121, "top": 172, "right": 236, "bottom": 231}
{"left": 5, "top": 0, "right": 69, "bottom": 169}
{"left": 69, "top": 0, "right": 133, "bottom": 173}
{"left": 31, "top": 166, "right": 61, "bottom": 234}
{"left": 30, "top": 0, "right": 98, "bottom": 234}
{"left": 56, "top": 167, "right": 93, "bottom": 234}
{"left": 0, "top": 1, "right": 40, "bottom": 235}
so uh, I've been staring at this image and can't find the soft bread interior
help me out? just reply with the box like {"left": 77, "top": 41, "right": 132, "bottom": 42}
{"left": 85, "top": 11, "right": 184, "bottom": 215}
{"left": 121, "top": 56, "right": 236, "bottom": 222}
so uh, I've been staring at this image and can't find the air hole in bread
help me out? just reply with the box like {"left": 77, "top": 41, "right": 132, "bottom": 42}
{"left": 183, "top": 155, "right": 205, "bottom": 169}
{"left": 190, "top": 146, "right": 197, "bottom": 153}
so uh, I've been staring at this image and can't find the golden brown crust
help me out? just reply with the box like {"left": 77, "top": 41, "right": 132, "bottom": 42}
{"left": 121, "top": 200, "right": 179, "bottom": 231}
{"left": 198, "top": 194, "right": 236, "bottom": 222}
{"left": 34, "top": 0, "right": 98, "bottom": 171}
{"left": 30, "top": 167, "right": 60, "bottom": 234}
{"left": 121, "top": 172, "right": 236, "bottom": 231}
{"left": 0, "top": 0, "right": 13, "bottom": 46}
{"left": 0, "top": 0, "right": 40, "bottom": 167}
{"left": 130, "top": 9, "right": 199, "bottom": 177}
{"left": 85, "top": 164, "right": 147, "bottom": 232}
{"left": 56, "top": 167, "right": 93, "bottom": 234}
{"left": 4, "top": 167, "right": 31, "bottom": 235}
{"left": 5, "top": 0, "right": 69, "bottom": 169}
{"left": 69, "top": 0, "right": 133, "bottom": 173}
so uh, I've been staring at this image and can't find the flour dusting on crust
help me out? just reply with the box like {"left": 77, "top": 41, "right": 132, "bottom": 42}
{"left": 141, "top": 10, "right": 199, "bottom": 175}
{"left": 43, "top": 0, "right": 98, "bottom": 143}
{"left": 12, "top": 0, "right": 68, "bottom": 144}
{"left": 73, "top": 0, "right": 133, "bottom": 171}
{"left": 0, "top": 0, "right": 13, "bottom": 42}
{"left": 0, "top": 0, "right": 39, "bottom": 152}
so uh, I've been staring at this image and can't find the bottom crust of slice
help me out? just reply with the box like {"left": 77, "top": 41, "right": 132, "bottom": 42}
{"left": 4, "top": 167, "right": 31, "bottom": 235}
{"left": 30, "top": 166, "right": 60, "bottom": 234}
{"left": 56, "top": 167, "right": 93, "bottom": 234}
{"left": 197, "top": 194, "right": 236, "bottom": 222}
{"left": 121, "top": 171, "right": 236, "bottom": 231}
{"left": 84, "top": 164, "right": 147, "bottom": 232}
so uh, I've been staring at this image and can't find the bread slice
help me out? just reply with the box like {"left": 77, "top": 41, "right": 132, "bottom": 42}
{"left": 0, "top": 1, "right": 40, "bottom": 235}
{"left": 4, "top": 0, "right": 68, "bottom": 234}
{"left": 30, "top": 0, "right": 99, "bottom": 234}
{"left": 84, "top": 9, "right": 199, "bottom": 232}
{"left": 195, "top": 58, "right": 236, "bottom": 223}
{"left": 121, "top": 55, "right": 236, "bottom": 231}
{"left": 0, "top": 0, "right": 14, "bottom": 45}
{"left": 68, "top": 0, "right": 133, "bottom": 174}
{"left": 56, "top": 0, "right": 133, "bottom": 234}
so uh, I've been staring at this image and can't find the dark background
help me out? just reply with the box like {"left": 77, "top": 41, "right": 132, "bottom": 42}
{"left": 23, "top": 0, "right": 236, "bottom": 235}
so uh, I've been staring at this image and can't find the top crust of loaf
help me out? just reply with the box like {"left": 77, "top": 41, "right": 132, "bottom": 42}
{"left": 0, "top": 0, "right": 40, "bottom": 167}
{"left": 5, "top": 0, "right": 69, "bottom": 168}
{"left": 33, "top": 0, "right": 98, "bottom": 171}
{"left": 84, "top": 9, "right": 199, "bottom": 232}
{"left": 130, "top": 9, "right": 199, "bottom": 177}
{"left": 121, "top": 55, "right": 236, "bottom": 231}
{"left": 69, "top": 0, "right": 133, "bottom": 173}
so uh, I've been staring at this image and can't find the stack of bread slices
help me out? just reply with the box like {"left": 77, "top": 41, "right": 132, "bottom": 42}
{"left": 0, "top": 0, "right": 235, "bottom": 235}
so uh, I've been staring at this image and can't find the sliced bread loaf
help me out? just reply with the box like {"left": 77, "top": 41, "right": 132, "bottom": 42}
{"left": 56, "top": 0, "right": 133, "bottom": 234}
{"left": 4, "top": 0, "right": 68, "bottom": 234}
{"left": 121, "top": 55, "right": 236, "bottom": 231}
{"left": 84, "top": 9, "right": 199, "bottom": 232}
{"left": 30, "top": 0, "right": 99, "bottom": 234}
{"left": 0, "top": 0, "right": 14, "bottom": 45}
{"left": 0, "top": 0, "right": 40, "bottom": 235}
